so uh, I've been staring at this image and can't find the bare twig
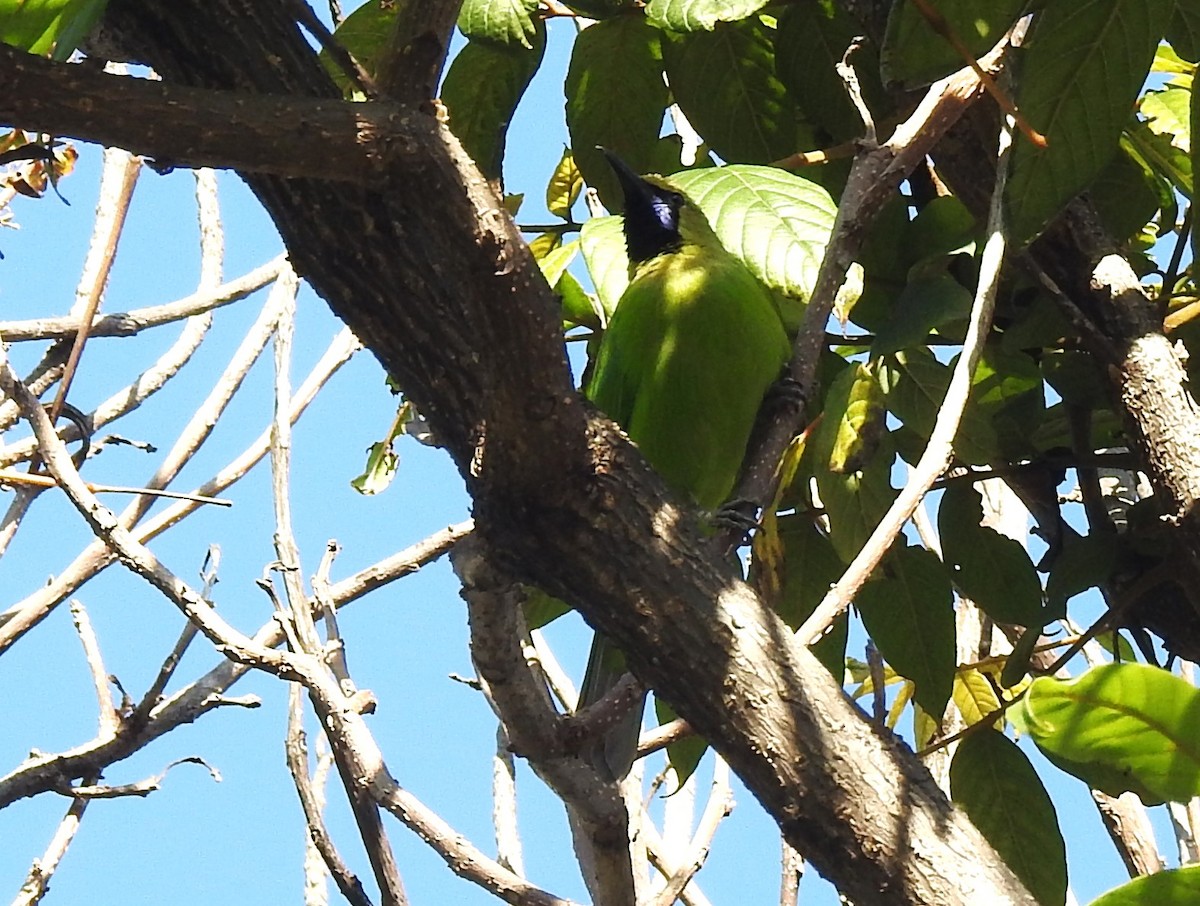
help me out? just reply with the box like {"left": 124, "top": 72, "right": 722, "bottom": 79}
{"left": 493, "top": 722, "right": 525, "bottom": 877}
{"left": 45, "top": 144, "right": 140, "bottom": 429}
{"left": 131, "top": 545, "right": 221, "bottom": 725}
{"left": 0, "top": 256, "right": 284, "bottom": 343}
{"left": 649, "top": 758, "right": 732, "bottom": 906}
{"left": 63, "top": 756, "right": 220, "bottom": 799}
{"left": 287, "top": 682, "right": 374, "bottom": 906}
{"left": 12, "top": 778, "right": 95, "bottom": 906}
{"left": 68, "top": 599, "right": 119, "bottom": 736}
{"left": 797, "top": 105, "right": 1016, "bottom": 646}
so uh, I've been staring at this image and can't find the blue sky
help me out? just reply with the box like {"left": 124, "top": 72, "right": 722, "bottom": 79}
{"left": 0, "top": 6, "right": 1172, "bottom": 906}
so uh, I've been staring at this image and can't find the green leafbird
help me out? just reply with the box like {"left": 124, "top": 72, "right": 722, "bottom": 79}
{"left": 578, "top": 151, "right": 791, "bottom": 780}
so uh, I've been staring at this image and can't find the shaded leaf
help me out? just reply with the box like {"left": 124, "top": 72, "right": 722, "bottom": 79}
{"left": 776, "top": 0, "right": 889, "bottom": 142}
{"left": 442, "top": 26, "right": 546, "bottom": 179}
{"left": 857, "top": 545, "right": 955, "bottom": 718}
{"left": 567, "top": 17, "right": 669, "bottom": 209}
{"left": 1007, "top": 0, "right": 1172, "bottom": 243}
{"left": 950, "top": 730, "right": 1067, "bottom": 906}
{"left": 663, "top": 17, "right": 801, "bottom": 164}
{"left": 881, "top": 0, "right": 1027, "bottom": 88}
{"left": 939, "top": 483, "right": 1044, "bottom": 626}
{"left": 871, "top": 273, "right": 972, "bottom": 357}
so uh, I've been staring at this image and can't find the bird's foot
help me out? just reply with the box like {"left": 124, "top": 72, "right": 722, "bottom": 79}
{"left": 712, "top": 497, "right": 761, "bottom": 542}
{"left": 766, "top": 374, "right": 807, "bottom": 416}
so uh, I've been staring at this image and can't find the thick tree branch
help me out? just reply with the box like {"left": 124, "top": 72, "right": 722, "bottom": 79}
{"left": 0, "top": 4, "right": 1038, "bottom": 902}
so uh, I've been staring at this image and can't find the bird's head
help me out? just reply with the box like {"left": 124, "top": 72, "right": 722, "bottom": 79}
{"left": 600, "top": 149, "right": 686, "bottom": 264}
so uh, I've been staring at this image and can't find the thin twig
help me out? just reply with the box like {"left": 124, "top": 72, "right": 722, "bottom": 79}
{"left": 797, "top": 106, "right": 1017, "bottom": 646}
{"left": 286, "top": 682, "right": 374, "bottom": 906}
{"left": 12, "top": 778, "right": 95, "bottom": 906}
{"left": 69, "top": 599, "right": 118, "bottom": 736}
{"left": 649, "top": 758, "right": 732, "bottom": 906}
{"left": 493, "top": 722, "right": 525, "bottom": 877}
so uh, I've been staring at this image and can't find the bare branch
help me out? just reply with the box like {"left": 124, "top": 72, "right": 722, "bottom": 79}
{"left": 286, "top": 683, "right": 374, "bottom": 906}
{"left": 63, "top": 756, "right": 220, "bottom": 799}
{"left": 0, "top": 257, "right": 284, "bottom": 343}
{"left": 12, "top": 779, "right": 94, "bottom": 906}
{"left": 68, "top": 599, "right": 119, "bottom": 737}
{"left": 649, "top": 758, "right": 732, "bottom": 906}
{"left": 798, "top": 98, "right": 1015, "bottom": 645}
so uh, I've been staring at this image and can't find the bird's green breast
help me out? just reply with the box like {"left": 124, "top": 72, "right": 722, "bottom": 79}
{"left": 586, "top": 237, "right": 790, "bottom": 510}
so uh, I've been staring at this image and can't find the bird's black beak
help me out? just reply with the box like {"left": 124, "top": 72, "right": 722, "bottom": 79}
{"left": 599, "top": 147, "right": 654, "bottom": 212}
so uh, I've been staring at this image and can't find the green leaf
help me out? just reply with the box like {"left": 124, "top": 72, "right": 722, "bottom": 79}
{"left": 950, "top": 730, "right": 1067, "bottom": 906}
{"left": 559, "top": 0, "right": 637, "bottom": 18}
{"left": 856, "top": 545, "right": 955, "bottom": 718}
{"left": 1088, "top": 144, "right": 1167, "bottom": 244}
{"left": 938, "top": 484, "right": 1044, "bottom": 626}
{"left": 546, "top": 148, "right": 583, "bottom": 220}
{"left": 1041, "top": 349, "right": 1109, "bottom": 408}
{"left": 769, "top": 514, "right": 848, "bottom": 678}
{"left": 557, "top": 270, "right": 597, "bottom": 331}
{"left": 1126, "top": 114, "right": 1194, "bottom": 199}
{"left": 1089, "top": 866, "right": 1200, "bottom": 906}
{"left": 906, "top": 195, "right": 978, "bottom": 267}
{"left": 967, "top": 346, "right": 1045, "bottom": 461}
{"left": 523, "top": 588, "right": 571, "bottom": 631}
{"left": 566, "top": 17, "right": 669, "bottom": 209}
{"left": 442, "top": 27, "right": 545, "bottom": 180}
{"left": 1006, "top": 0, "right": 1172, "bottom": 244}
{"left": 668, "top": 165, "right": 838, "bottom": 303}
{"left": 1142, "top": 84, "right": 1191, "bottom": 152}
{"left": 645, "top": 0, "right": 771, "bottom": 32}
{"left": 1170, "top": 0, "right": 1200, "bottom": 62}
{"left": 458, "top": 0, "right": 539, "bottom": 48}
{"left": 775, "top": 0, "right": 889, "bottom": 142}
{"left": 0, "top": 0, "right": 109, "bottom": 59}
{"left": 882, "top": 349, "right": 1000, "bottom": 463}
{"left": 663, "top": 17, "right": 801, "bottom": 164}
{"left": 870, "top": 273, "right": 972, "bottom": 357}
{"left": 1044, "top": 532, "right": 1121, "bottom": 614}
{"left": 1012, "top": 663, "right": 1200, "bottom": 804}
{"left": 811, "top": 363, "right": 885, "bottom": 475}
{"left": 350, "top": 440, "right": 399, "bottom": 495}
{"left": 814, "top": 435, "right": 896, "bottom": 563}
{"left": 654, "top": 699, "right": 707, "bottom": 786}
{"left": 323, "top": 0, "right": 395, "bottom": 92}
{"left": 881, "top": 0, "right": 1027, "bottom": 88}
{"left": 579, "top": 214, "right": 628, "bottom": 323}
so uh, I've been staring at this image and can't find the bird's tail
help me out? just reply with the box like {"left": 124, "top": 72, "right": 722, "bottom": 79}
{"left": 578, "top": 633, "right": 646, "bottom": 782}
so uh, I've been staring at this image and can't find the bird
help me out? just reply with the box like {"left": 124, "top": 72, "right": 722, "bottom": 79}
{"left": 577, "top": 150, "right": 791, "bottom": 781}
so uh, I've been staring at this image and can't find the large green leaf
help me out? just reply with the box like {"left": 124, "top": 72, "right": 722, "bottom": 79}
{"left": 870, "top": 273, "right": 972, "bottom": 357}
{"left": 1169, "top": 0, "right": 1200, "bottom": 62}
{"left": 966, "top": 345, "right": 1045, "bottom": 461}
{"left": 0, "top": 0, "right": 108, "bottom": 59}
{"left": 881, "top": 349, "right": 1000, "bottom": 464}
{"left": 814, "top": 436, "right": 896, "bottom": 564}
{"left": 938, "top": 484, "right": 1044, "bottom": 627}
{"left": 950, "top": 730, "right": 1067, "bottom": 906}
{"left": 668, "top": 165, "right": 837, "bottom": 303}
{"left": 1013, "top": 663, "right": 1200, "bottom": 804}
{"left": 663, "top": 17, "right": 800, "bottom": 164}
{"left": 1089, "top": 866, "right": 1200, "bottom": 906}
{"left": 578, "top": 214, "right": 628, "bottom": 322}
{"left": 776, "top": 0, "right": 888, "bottom": 143}
{"left": 765, "top": 514, "right": 848, "bottom": 677}
{"left": 458, "top": 0, "right": 539, "bottom": 48}
{"left": 646, "top": 0, "right": 771, "bottom": 32}
{"left": 810, "top": 362, "right": 886, "bottom": 475}
{"left": 856, "top": 545, "right": 955, "bottom": 718}
{"left": 881, "top": 0, "right": 1027, "bottom": 88}
{"left": 566, "top": 17, "right": 669, "bottom": 208}
{"left": 442, "top": 25, "right": 545, "bottom": 180}
{"left": 1006, "top": 0, "right": 1172, "bottom": 244}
